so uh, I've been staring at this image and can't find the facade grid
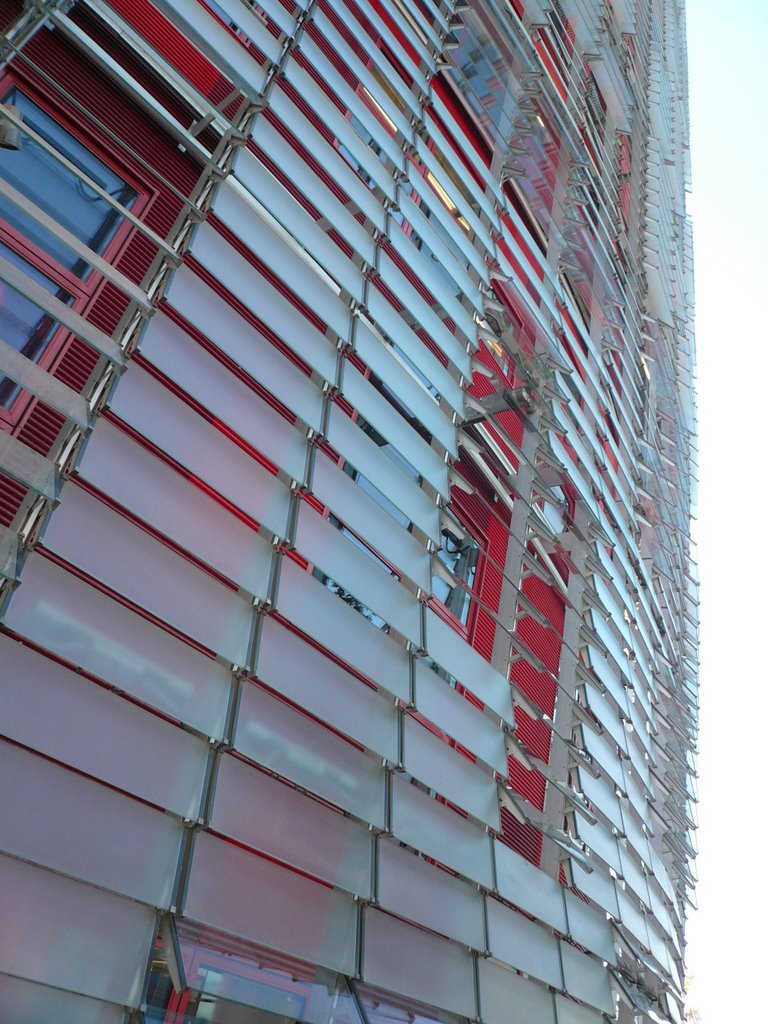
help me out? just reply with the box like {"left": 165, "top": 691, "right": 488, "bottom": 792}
{"left": 0, "top": 1, "right": 698, "bottom": 1023}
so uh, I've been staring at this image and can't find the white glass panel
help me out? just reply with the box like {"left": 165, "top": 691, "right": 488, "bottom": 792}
{"left": 363, "top": 908, "right": 475, "bottom": 1018}
{"left": 140, "top": 313, "right": 309, "bottom": 483}
{"left": 478, "top": 959, "right": 555, "bottom": 1024}
{"left": 584, "top": 683, "right": 628, "bottom": 755}
{"left": 257, "top": 615, "right": 398, "bottom": 761}
{"left": 190, "top": 223, "right": 338, "bottom": 383}
{"left": 365, "top": 287, "right": 464, "bottom": 415}
{"left": 236, "top": 679, "right": 386, "bottom": 827}
{"left": 494, "top": 840, "right": 567, "bottom": 933}
{"left": 377, "top": 840, "right": 485, "bottom": 949}
{"left": 564, "top": 890, "right": 616, "bottom": 964}
{"left": 576, "top": 766, "right": 623, "bottom": 831}
{"left": 185, "top": 832, "right": 357, "bottom": 974}
{"left": 618, "top": 845, "right": 651, "bottom": 908}
{"left": 211, "top": 184, "right": 351, "bottom": 337}
{"left": 404, "top": 716, "right": 499, "bottom": 828}
{"left": 299, "top": 36, "right": 408, "bottom": 162}
{"left": 109, "top": 366, "right": 291, "bottom": 539}
{"left": 616, "top": 888, "right": 649, "bottom": 950}
{"left": 377, "top": 253, "right": 471, "bottom": 377}
{"left": 3, "top": 556, "right": 230, "bottom": 741}
{"left": 391, "top": 775, "right": 492, "bottom": 887}
{"left": 283, "top": 57, "right": 397, "bottom": 202}
{"left": 295, "top": 503, "right": 421, "bottom": 643}
{"left": 276, "top": 557, "right": 410, "bottom": 701}
{"left": 212, "top": 754, "right": 373, "bottom": 897}
{"left": 580, "top": 727, "right": 624, "bottom": 787}
{"left": 234, "top": 133, "right": 374, "bottom": 264}
{"left": 230, "top": 151, "right": 364, "bottom": 301}
{"left": 164, "top": 266, "right": 324, "bottom": 431}
{"left": 78, "top": 421, "right": 274, "bottom": 597}
{"left": 414, "top": 661, "right": 507, "bottom": 773}
{"left": 194, "top": 0, "right": 282, "bottom": 63}
{"left": 0, "top": 973, "right": 123, "bottom": 1024}
{"left": 354, "top": 317, "right": 457, "bottom": 456}
{"left": 43, "top": 486, "right": 253, "bottom": 663}
{"left": 0, "top": 854, "right": 154, "bottom": 1005}
{"left": 575, "top": 817, "right": 621, "bottom": 874}
{"left": 486, "top": 898, "right": 562, "bottom": 988}
{"left": 560, "top": 943, "right": 613, "bottom": 1012}
{"left": 328, "top": 405, "right": 440, "bottom": 542}
{"left": 554, "top": 994, "right": 605, "bottom": 1024}
{"left": 342, "top": 360, "right": 449, "bottom": 498}
{"left": 260, "top": 92, "right": 386, "bottom": 232}
{"left": 312, "top": 452, "right": 431, "bottom": 591}
{"left": 571, "top": 861, "right": 619, "bottom": 920}
{"left": 0, "top": 740, "right": 182, "bottom": 906}
{"left": 385, "top": 225, "right": 476, "bottom": 342}
{"left": 397, "top": 192, "right": 479, "bottom": 301}
{"left": 425, "top": 609, "right": 515, "bottom": 726}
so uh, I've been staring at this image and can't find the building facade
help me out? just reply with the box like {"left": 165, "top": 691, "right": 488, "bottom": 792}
{"left": 0, "top": 1, "right": 697, "bottom": 1023}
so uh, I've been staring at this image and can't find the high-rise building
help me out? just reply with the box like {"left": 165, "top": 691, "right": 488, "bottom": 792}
{"left": 0, "top": 1, "right": 697, "bottom": 1023}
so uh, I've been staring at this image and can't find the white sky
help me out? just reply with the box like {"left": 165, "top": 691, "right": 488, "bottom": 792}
{"left": 682, "top": 0, "right": 768, "bottom": 1019}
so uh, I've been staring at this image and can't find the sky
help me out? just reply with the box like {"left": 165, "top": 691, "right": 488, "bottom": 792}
{"left": 682, "top": 0, "right": 768, "bottom": 1019}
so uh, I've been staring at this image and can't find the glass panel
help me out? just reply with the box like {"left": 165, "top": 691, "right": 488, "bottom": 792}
{"left": 295, "top": 502, "right": 421, "bottom": 644}
{"left": 355, "top": 318, "right": 457, "bottom": 456}
{"left": 616, "top": 888, "right": 649, "bottom": 950}
{"left": 377, "top": 840, "right": 485, "bottom": 949}
{"left": 377, "top": 252, "right": 470, "bottom": 378}
{"left": 256, "top": 615, "right": 399, "bottom": 761}
{"left": 431, "top": 525, "right": 480, "bottom": 625}
{"left": 78, "top": 421, "right": 274, "bottom": 598}
{"left": 563, "top": 891, "right": 616, "bottom": 964}
{"left": 570, "top": 860, "right": 619, "bottom": 921}
{"left": 554, "top": 993, "right": 606, "bottom": 1024}
{"left": 190, "top": 223, "right": 338, "bottom": 383}
{"left": 276, "top": 556, "right": 410, "bottom": 702}
{"left": 258, "top": 93, "right": 386, "bottom": 233}
{"left": 413, "top": 661, "right": 506, "bottom": 773}
{"left": 363, "top": 909, "right": 476, "bottom": 1018}
{"left": 312, "top": 452, "right": 431, "bottom": 591}
{"left": 167, "top": 0, "right": 270, "bottom": 92}
{"left": 212, "top": 754, "right": 373, "bottom": 897}
{"left": 493, "top": 840, "right": 566, "bottom": 933}
{"left": 0, "top": 973, "right": 124, "bottom": 1024}
{"left": 0, "top": 89, "right": 136, "bottom": 276}
{"left": 486, "top": 898, "right": 562, "bottom": 988}
{"left": 148, "top": 922, "right": 366, "bottom": 1024}
{"left": 425, "top": 609, "right": 514, "bottom": 727}
{"left": 140, "top": 314, "right": 309, "bottom": 484}
{"left": 3, "top": 555, "right": 231, "bottom": 740}
{"left": 235, "top": 678, "right": 386, "bottom": 827}
{"left": 575, "top": 816, "right": 621, "bottom": 874}
{"left": 618, "top": 845, "right": 651, "bottom": 908}
{"left": 229, "top": 151, "right": 364, "bottom": 301}
{"left": 0, "top": 853, "right": 154, "bottom": 1004}
{"left": 328, "top": 405, "right": 440, "bottom": 543}
{"left": 212, "top": 183, "right": 352, "bottom": 337}
{"left": 391, "top": 775, "right": 492, "bottom": 887}
{"left": 342, "top": 361, "right": 449, "bottom": 498}
{"left": 478, "top": 959, "right": 555, "bottom": 1024}
{"left": 367, "top": 291, "right": 464, "bottom": 416}
{"left": 0, "top": 739, "right": 182, "bottom": 907}
{"left": 165, "top": 266, "right": 324, "bottom": 430}
{"left": 404, "top": 716, "right": 499, "bottom": 828}
{"left": 283, "top": 57, "right": 397, "bottom": 203}
{"left": 236, "top": 124, "right": 374, "bottom": 264}
{"left": 184, "top": 832, "right": 358, "bottom": 974}
{"left": 108, "top": 366, "right": 292, "bottom": 539}
{"left": 42, "top": 485, "right": 254, "bottom": 663}
{"left": 560, "top": 943, "right": 613, "bottom": 1012}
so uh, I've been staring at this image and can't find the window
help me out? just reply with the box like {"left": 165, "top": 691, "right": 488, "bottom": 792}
{"left": 431, "top": 521, "right": 480, "bottom": 627}
{"left": 0, "top": 85, "right": 138, "bottom": 412}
